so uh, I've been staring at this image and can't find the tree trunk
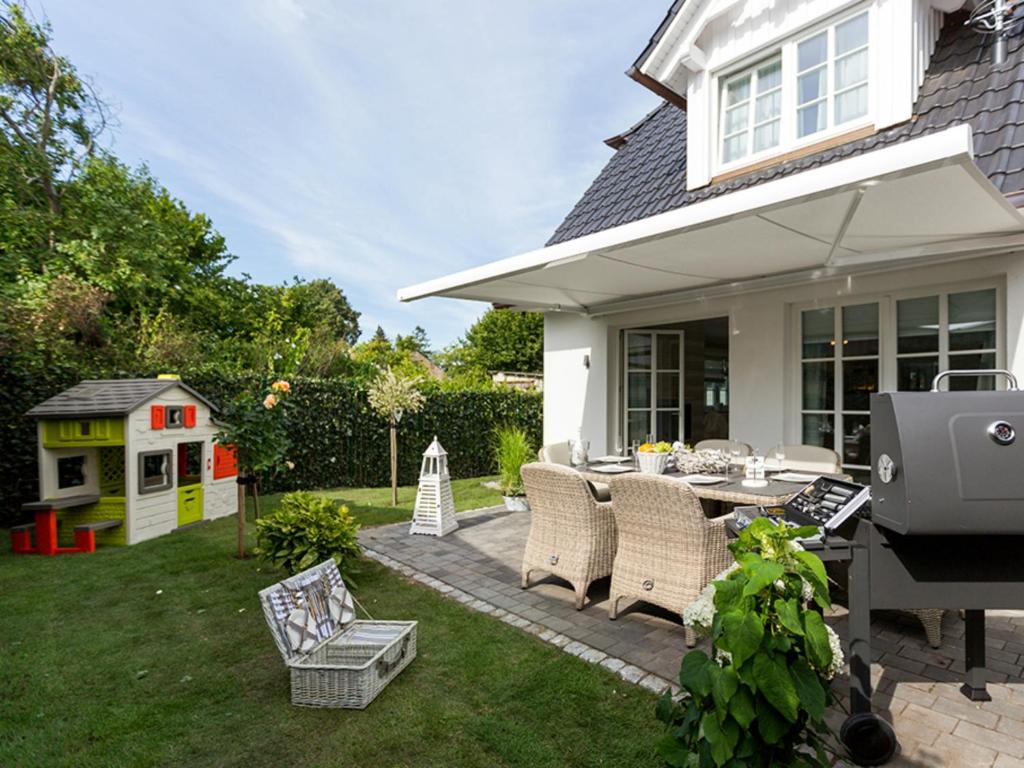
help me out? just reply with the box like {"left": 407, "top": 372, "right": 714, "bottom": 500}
{"left": 252, "top": 481, "right": 261, "bottom": 520}
{"left": 390, "top": 418, "right": 398, "bottom": 507}
{"left": 237, "top": 480, "right": 247, "bottom": 559}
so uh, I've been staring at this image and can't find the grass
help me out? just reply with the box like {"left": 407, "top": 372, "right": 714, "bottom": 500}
{"left": 0, "top": 478, "right": 663, "bottom": 768}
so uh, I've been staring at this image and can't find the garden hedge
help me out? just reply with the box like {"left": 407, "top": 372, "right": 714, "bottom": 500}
{"left": 0, "top": 364, "right": 541, "bottom": 527}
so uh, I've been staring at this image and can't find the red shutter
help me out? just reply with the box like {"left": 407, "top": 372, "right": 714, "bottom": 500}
{"left": 183, "top": 405, "right": 197, "bottom": 428}
{"left": 151, "top": 405, "right": 165, "bottom": 429}
{"left": 213, "top": 444, "right": 238, "bottom": 479}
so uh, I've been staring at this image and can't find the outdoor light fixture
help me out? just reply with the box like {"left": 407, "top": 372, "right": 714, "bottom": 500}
{"left": 583, "top": 354, "right": 590, "bottom": 369}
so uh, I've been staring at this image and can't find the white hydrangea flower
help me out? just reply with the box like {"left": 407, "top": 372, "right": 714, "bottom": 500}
{"left": 824, "top": 623, "right": 845, "bottom": 680}
{"left": 800, "top": 577, "right": 815, "bottom": 604}
{"left": 682, "top": 582, "right": 716, "bottom": 634}
{"left": 715, "top": 648, "right": 733, "bottom": 667}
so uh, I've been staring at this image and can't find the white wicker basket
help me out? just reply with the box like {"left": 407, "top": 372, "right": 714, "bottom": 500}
{"left": 259, "top": 560, "right": 417, "bottom": 709}
{"left": 636, "top": 451, "right": 670, "bottom": 475}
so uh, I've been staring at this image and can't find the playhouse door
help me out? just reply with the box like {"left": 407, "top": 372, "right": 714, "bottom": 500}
{"left": 176, "top": 441, "right": 204, "bottom": 527}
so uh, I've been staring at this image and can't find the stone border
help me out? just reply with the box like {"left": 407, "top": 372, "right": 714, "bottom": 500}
{"left": 363, "top": 547, "right": 678, "bottom": 696}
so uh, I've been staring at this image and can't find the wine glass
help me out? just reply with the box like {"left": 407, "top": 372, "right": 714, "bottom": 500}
{"left": 728, "top": 444, "right": 742, "bottom": 481}
{"left": 772, "top": 444, "right": 787, "bottom": 474}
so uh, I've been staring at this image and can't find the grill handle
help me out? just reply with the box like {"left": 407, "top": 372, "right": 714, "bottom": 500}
{"left": 930, "top": 369, "right": 1019, "bottom": 392}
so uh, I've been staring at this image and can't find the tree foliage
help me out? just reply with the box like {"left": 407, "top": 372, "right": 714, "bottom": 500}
{"left": 440, "top": 309, "right": 543, "bottom": 376}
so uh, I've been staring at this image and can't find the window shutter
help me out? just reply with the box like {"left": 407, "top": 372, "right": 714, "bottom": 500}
{"left": 213, "top": 443, "right": 238, "bottom": 479}
{"left": 183, "top": 405, "right": 197, "bottom": 428}
{"left": 151, "top": 405, "right": 165, "bottom": 430}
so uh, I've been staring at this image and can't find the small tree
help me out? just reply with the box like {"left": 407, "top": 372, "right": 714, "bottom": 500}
{"left": 215, "top": 379, "right": 292, "bottom": 558}
{"left": 367, "top": 367, "right": 425, "bottom": 506}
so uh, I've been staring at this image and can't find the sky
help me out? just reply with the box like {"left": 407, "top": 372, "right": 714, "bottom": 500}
{"left": 36, "top": 0, "right": 663, "bottom": 348}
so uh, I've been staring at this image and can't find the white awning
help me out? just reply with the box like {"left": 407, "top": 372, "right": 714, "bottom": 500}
{"left": 398, "top": 125, "right": 1024, "bottom": 316}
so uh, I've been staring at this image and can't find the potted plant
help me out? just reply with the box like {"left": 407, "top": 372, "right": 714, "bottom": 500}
{"left": 494, "top": 425, "right": 533, "bottom": 512}
{"left": 637, "top": 440, "right": 673, "bottom": 474}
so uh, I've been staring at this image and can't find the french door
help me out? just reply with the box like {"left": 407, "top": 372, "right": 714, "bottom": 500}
{"left": 624, "top": 330, "right": 685, "bottom": 446}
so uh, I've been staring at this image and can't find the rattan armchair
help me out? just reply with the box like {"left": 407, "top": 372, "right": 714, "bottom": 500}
{"left": 608, "top": 473, "right": 734, "bottom": 646}
{"left": 520, "top": 462, "right": 617, "bottom": 610}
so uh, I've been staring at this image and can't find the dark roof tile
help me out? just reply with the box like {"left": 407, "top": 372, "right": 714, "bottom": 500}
{"left": 27, "top": 379, "right": 217, "bottom": 418}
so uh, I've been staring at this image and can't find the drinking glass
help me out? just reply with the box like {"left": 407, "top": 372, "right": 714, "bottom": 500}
{"left": 773, "top": 444, "right": 787, "bottom": 473}
{"left": 631, "top": 439, "right": 640, "bottom": 469}
{"left": 728, "top": 444, "right": 742, "bottom": 481}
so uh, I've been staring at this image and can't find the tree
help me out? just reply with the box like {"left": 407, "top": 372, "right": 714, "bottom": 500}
{"left": 367, "top": 367, "right": 425, "bottom": 506}
{"left": 441, "top": 309, "right": 544, "bottom": 376}
{"left": 396, "top": 325, "right": 430, "bottom": 356}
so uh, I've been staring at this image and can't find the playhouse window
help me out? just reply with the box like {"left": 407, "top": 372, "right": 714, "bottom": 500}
{"left": 57, "top": 455, "right": 86, "bottom": 489}
{"left": 139, "top": 450, "right": 172, "bottom": 494}
{"left": 178, "top": 441, "right": 203, "bottom": 486}
{"left": 166, "top": 406, "right": 184, "bottom": 428}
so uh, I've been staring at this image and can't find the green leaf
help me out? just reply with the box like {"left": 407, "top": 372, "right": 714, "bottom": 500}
{"left": 679, "top": 649, "right": 713, "bottom": 698}
{"left": 752, "top": 653, "right": 800, "bottom": 722}
{"left": 755, "top": 695, "right": 791, "bottom": 745}
{"left": 742, "top": 558, "right": 785, "bottom": 597}
{"left": 719, "top": 611, "right": 764, "bottom": 668}
{"left": 774, "top": 598, "right": 805, "bottom": 637}
{"left": 701, "top": 711, "right": 739, "bottom": 767}
{"left": 711, "top": 665, "right": 739, "bottom": 712}
{"left": 790, "top": 657, "right": 826, "bottom": 721}
{"left": 802, "top": 611, "right": 833, "bottom": 671}
{"left": 727, "top": 685, "right": 756, "bottom": 730}
{"left": 656, "top": 733, "right": 695, "bottom": 768}
{"left": 794, "top": 551, "right": 831, "bottom": 607}
{"left": 713, "top": 577, "right": 744, "bottom": 614}
{"left": 656, "top": 690, "right": 676, "bottom": 724}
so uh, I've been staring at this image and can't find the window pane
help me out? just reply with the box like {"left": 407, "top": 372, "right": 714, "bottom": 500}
{"left": 802, "top": 413, "right": 835, "bottom": 447}
{"left": 836, "top": 13, "right": 869, "bottom": 55}
{"left": 657, "top": 334, "right": 681, "bottom": 369}
{"left": 949, "top": 289, "right": 996, "bottom": 351}
{"left": 843, "top": 414, "right": 871, "bottom": 467}
{"left": 754, "top": 120, "right": 780, "bottom": 152}
{"left": 755, "top": 90, "right": 781, "bottom": 123}
{"left": 803, "top": 361, "right": 835, "bottom": 410}
{"left": 798, "top": 103, "right": 827, "bottom": 137}
{"left": 835, "top": 84, "right": 868, "bottom": 124}
{"left": 656, "top": 372, "right": 680, "bottom": 408}
{"left": 897, "top": 296, "right": 938, "bottom": 353}
{"left": 802, "top": 307, "right": 835, "bottom": 358}
{"left": 58, "top": 456, "right": 86, "bottom": 489}
{"left": 835, "top": 49, "right": 868, "bottom": 90}
{"left": 627, "top": 333, "right": 652, "bottom": 368}
{"left": 723, "top": 133, "right": 748, "bottom": 163}
{"left": 947, "top": 352, "right": 997, "bottom": 390}
{"left": 628, "top": 372, "right": 651, "bottom": 408}
{"left": 798, "top": 68, "right": 827, "bottom": 105}
{"left": 725, "top": 75, "right": 751, "bottom": 106}
{"left": 724, "top": 103, "right": 749, "bottom": 135}
{"left": 656, "top": 411, "right": 679, "bottom": 443}
{"left": 627, "top": 411, "right": 649, "bottom": 445}
{"left": 798, "top": 32, "right": 828, "bottom": 71}
{"left": 757, "top": 58, "right": 782, "bottom": 92}
{"left": 843, "top": 359, "right": 878, "bottom": 411}
{"left": 842, "top": 303, "right": 878, "bottom": 357}
{"left": 898, "top": 357, "right": 938, "bottom": 392}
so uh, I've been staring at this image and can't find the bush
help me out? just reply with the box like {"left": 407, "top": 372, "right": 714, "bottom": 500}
{"left": 494, "top": 425, "right": 533, "bottom": 497}
{"left": 255, "top": 491, "right": 362, "bottom": 575}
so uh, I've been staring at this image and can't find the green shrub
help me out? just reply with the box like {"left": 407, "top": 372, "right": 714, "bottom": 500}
{"left": 494, "top": 425, "right": 533, "bottom": 497}
{"left": 255, "top": 491, "right": 362, "bottom": 575}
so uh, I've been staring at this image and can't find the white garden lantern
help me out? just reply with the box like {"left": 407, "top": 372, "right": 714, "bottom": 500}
{"left": 409, "top": 436, "right": 458, "bottom": 537}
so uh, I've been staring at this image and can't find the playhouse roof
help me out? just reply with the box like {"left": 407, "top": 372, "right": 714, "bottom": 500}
{"left": 27, "top": 379, "right": 217, "bottom": 419}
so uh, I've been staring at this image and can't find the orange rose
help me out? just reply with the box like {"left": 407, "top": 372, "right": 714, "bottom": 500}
{"left": 263, "top": 393, "right": 278, "bottom": 409}
{"left": 271, "top": 380, "right": 291, "bottom": 393}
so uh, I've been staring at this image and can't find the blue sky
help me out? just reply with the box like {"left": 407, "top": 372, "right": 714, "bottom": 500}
{"left": 38, "top": 1, "right": 662, "bottom": 348}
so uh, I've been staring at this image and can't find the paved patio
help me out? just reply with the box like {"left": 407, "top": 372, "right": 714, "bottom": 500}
{"left": 360, "top": 506, "right": 1024, "bottom": 767}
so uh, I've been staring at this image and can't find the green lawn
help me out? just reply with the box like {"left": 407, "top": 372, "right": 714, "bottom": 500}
{"left": 0, "top": 479, "right": 662, "bottom": 768}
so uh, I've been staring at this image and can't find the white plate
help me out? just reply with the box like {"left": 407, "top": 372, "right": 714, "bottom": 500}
{"left": 591, "top": 455, "right": 631, "bottom": 464}
{"left": 588, "top": 464, "right": 634, "bottom": 474}
{"left": 680, "top": 474, "right": 727, "bottom": 485}
{"left": 771, "top": 472, "right": 819, "bottom": 483}
{"left": 741, "top": 479, "right": 769, "bottom": 488}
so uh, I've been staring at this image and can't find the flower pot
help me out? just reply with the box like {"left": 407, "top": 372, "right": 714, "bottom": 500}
{"left": 637, "top": 452, "right": 670, "bottom": 475}
{"left": 503, "top": 495, "right": 530, "bottom": 512}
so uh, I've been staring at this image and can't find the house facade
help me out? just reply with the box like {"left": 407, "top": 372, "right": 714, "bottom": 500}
{"left": 400, "top": 0, "right": 1024, "bottom": 479}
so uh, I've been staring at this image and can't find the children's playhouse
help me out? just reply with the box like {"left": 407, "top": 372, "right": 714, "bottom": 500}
{"left": 11, "top": 377, "right": 238, "bottom": 554}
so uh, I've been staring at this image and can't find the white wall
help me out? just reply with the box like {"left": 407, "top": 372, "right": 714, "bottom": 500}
{"left": 542, "top": 313, "right": 611, "bottom": 455}
{"left": 543, "top": 251, "right": 1024, "bottom": 458}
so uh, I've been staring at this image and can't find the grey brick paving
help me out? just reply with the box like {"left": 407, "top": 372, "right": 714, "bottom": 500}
{"left": 360, "top": 505, "right": 1024, "bottom": 767}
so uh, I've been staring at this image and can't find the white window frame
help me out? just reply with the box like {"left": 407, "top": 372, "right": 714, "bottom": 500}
{"left": 788, "top": 281, "right": 1004, "bottom": 473}
{"left": 622, "top": 329, "right": 685, "bottom": 446}
{"left": 714, "top": 5, "right": 872, "bottom": 175}
{"left": 719, "top": 55, "right": 783, "bottom": 167}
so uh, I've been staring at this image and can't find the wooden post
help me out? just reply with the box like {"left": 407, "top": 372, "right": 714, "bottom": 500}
{"left": 390, "top": 417, "right": 398, "bottom": 507}
{"left": 237, "top": 479, "right": 247, "bottom": 559}
{"left": 252, "top": 481, "right": 262, "bottom": 520}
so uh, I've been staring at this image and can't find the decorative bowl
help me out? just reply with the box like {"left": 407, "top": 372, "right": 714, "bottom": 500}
{"left": 637, "top": 452, "right": 670, "bottom": 475}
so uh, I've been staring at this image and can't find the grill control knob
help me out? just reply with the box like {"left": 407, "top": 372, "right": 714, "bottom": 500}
{"left": 877, "top": 454, "right": 897, "bottom": 484}
{"left": 989, "top": 421, "right": 1016, "bottom": 446}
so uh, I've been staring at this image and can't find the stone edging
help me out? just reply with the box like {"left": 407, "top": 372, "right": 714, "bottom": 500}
{"left": 362, "top": 546, "right": 678, "bottom": 696}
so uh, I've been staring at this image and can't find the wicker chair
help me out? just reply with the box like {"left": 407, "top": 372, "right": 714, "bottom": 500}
{"left": 520, "top": 462, "right": 617, "bottom": 610}
{"left": 695, "top": 439, "right": 752, "bottom": 456}
{"left": 607, "top": 473, "right": 733, "bottom": 646}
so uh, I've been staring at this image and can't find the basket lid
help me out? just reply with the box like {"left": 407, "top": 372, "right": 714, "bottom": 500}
{"left": 258, "top": 559, "right": 355, "bottom": 663}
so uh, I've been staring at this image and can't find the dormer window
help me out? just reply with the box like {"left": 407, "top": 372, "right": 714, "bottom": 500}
{"left": 716, "top": 9, "right": 871, "bottom": 174}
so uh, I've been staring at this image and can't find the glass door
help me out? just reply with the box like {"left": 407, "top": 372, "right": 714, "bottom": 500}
{"left": 624, "top": 330, "right": 684, "bottom": 445}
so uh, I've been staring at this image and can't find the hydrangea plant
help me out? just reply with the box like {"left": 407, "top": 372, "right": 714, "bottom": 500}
{"left": 657, "top": 517, "right": 843, "bottom": 767}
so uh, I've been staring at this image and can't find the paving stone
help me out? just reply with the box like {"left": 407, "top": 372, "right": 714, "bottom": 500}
{"left": 954, "top": 721, "right": 1024, "bottom": 759}
{"left": 933, "top": 697, "right": 1001, "bottom": 730}
{"left": 563, "top": 641, "right": 589, "bottom": 657}
{"left": 638, "top": 674, "right": 671, "bottom": 694}
{"left": 600, "top": 657, "right": 626, "bottom": 673}
{"left": 579, "top": 648, "right": 608, "bottom": 664}
{"left": 995, "top": 754, "right": 1024, "bottom": 768}
{"left": 618, "top": 664, "right": 647, "bottom": 684}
